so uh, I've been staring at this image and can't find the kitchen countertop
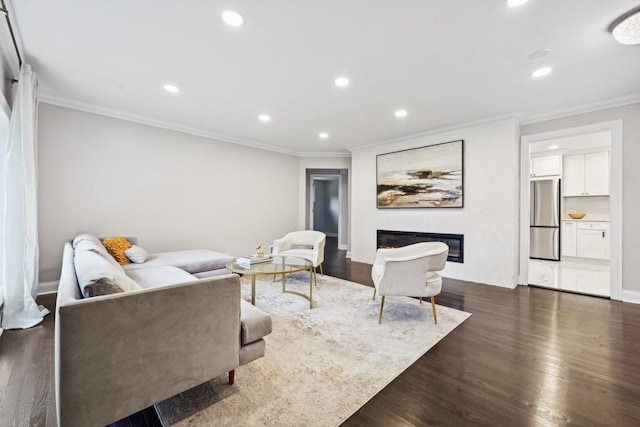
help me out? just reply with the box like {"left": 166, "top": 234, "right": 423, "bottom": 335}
{"left": 562, "top": 215, "right": 609, "bottom": 222}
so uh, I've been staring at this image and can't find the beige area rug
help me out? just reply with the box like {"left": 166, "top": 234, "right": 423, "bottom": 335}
{"left": 156, "top": 273, "right": 471, "bottom": 426}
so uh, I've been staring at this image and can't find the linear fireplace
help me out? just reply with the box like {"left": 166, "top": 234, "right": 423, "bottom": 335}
{"left": 377, "top": 229, "right": 464, "bottom": 263}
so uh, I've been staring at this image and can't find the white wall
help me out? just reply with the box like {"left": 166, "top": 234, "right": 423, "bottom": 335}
{"left": 521, "top": 102, "right": 640, "bottom": 296}
{"left": 37, "top": 104, "right": 300, "bottom": 282}
{"left": 350, "top": 119, "right": 520, "bottom": 288}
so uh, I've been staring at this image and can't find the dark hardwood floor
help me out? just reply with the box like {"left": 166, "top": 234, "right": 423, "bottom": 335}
{"left": 1, "top": 237, "right": 639, "bottom": 426}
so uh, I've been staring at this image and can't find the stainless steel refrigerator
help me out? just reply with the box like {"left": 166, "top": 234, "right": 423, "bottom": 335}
{"left": 530, "top": 179, "right": 560, "bottom": 261}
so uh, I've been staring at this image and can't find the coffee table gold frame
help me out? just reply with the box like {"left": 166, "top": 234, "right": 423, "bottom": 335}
{"left": 226, "top": 255, "right": 314, "bottom": 308}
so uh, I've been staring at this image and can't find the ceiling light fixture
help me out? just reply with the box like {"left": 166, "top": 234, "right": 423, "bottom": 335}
{"left": 609, "top": 7, "right": 640, "bottom": 45}
{"left": 548, "top": 145, "right": 559, "bottom": 150}
{"left": 163, "top": 84, "right": 180, "bottom": 93}
{"left": 395, "top": 109, "right": 408, "bottom": 118}
{"left": 258, "top": 114, "right": 270, "bottom": 122}
{"left": 222, "top": 10, "right": 245, "bottom": 27}
{"left": 531, "top": 67, "right": 552, "bottom": 78}
{"left": 506, "top": 0, "right": 529, "bottom": 8}
{"left": 529, "top": 49, "right": 551, "bottom": 60}
{"left": 334, "top": 77, "right": 349, "bottom": 87}
{"left": 318, "top": 132, "right": 329, "bottom": 139}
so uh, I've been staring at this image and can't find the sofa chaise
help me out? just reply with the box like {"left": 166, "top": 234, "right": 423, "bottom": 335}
{"left": 55, "top": 233, "right": 272, "bottom": 427}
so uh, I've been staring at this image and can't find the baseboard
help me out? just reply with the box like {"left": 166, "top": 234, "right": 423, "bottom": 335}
{"left": 38, "top": 281, "right": 59, "bottom": 295}
{"left": 345, "top": 251, "right": 351, "bottom": 259}
{"left": 622, "top": 290, "right": 640, "bottom": 305}
{"left": 338, "top": 244, "right": 348, "bottom": 250}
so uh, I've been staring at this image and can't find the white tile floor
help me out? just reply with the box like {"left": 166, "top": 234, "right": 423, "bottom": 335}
{"left": 528, "top": 259, "right": 610, "bottom": 297}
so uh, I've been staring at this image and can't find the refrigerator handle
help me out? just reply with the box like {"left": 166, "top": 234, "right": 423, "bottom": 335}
{"left": 530, "top": 182, "right": 535, "bottom": 225}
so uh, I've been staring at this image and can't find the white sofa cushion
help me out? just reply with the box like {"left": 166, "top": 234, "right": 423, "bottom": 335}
{"left": 74, "top": 239, "right": 121, "bottom": 268}
{"left": 125, "top": 266, "right": 196, "bottom": 289}
{"left": 72, "top": 233, "right": 102, "bottom": 249}
{"left": 123, "top": 249, "right": 233, "bottom": 274}
{"left": 125, "top": 245, "right": 149, "bottom": 263}
{"left": 74, "top": 249, "right": 142, "bottom": 297}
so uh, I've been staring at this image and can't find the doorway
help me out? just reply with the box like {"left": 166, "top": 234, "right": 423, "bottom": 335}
{"left": 527, "top": 131, "right": 611, "bottom": 296}
{"left": 311, "top": 177, "right": 339, "bottom": 237}
{"left": 519, "top": 121, "right": 623, "bottom": 300}
{"left": 305, "top": 169, "right": 349, "bottom": 251}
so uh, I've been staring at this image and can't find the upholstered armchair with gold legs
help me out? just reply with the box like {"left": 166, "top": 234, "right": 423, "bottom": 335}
{"left": 371, "top": 242, "right": 449, "bottom": 324}
{"left": 272, "top": 230, "right": 326, "bottom": 285}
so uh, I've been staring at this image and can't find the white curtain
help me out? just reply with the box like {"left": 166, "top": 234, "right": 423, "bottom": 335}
{"left": 0, "top": 64, "right": 49, "bottom": 331}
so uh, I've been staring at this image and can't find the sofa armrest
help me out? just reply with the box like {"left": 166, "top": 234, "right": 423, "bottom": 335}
{"left": 55, "top": 275, "right": 241, "bottom": 427}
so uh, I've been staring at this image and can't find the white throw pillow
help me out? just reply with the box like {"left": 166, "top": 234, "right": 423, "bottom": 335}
{"left": 125, "top": 245, "right": 149, "bottom": 263}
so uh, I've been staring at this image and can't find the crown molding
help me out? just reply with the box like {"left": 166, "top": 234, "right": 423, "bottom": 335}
{"left": 298, "top": 151, "right": 351, "bottom": 158}
{"left": 39, "top": 90, "right": 639, "bottom": 158}
{"left": 348, "top": 114, "right": 520, "bottom": 152}
{"left": 39, "top": 94, "right": 352, "bottom": 158}
{"left": 520, "top": 93, "right": 640, "bottom": 126}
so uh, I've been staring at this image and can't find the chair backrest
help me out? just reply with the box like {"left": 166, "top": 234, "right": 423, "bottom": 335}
{"left": 284, "top": 230, "right": 326, "bottom": 246}
{"left": 275, "top": 230, "right": 326, "bottom": 266}
{"left": 377, "top": 242, "right": 448, "bottom": 296}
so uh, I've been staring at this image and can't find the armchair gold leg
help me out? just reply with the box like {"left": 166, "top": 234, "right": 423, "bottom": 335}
{"left": 313, "top": 267, "right": 317, "bottom": 286}
{"left": 419, "top": 297, "right": 422, "bottom": 304}
{"left": 378, "top": 296, "right": 385, "bottom": 324}
{"left": 319, "top": 263, "right": 324, "bottom": 276}
{"left": 373, "top": 288, "right": 376, "bottom": 300}
{"left": 431, "top": 296, "right": 438, "bottom": 325}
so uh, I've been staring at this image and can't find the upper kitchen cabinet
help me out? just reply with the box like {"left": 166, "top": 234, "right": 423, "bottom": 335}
{"left": 563, "top": 151, "right": 609, "bottom": 196}
{"left": 530, "top": 155, "right": 561, "bottom": 178}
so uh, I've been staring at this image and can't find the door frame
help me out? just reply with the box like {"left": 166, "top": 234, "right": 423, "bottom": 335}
{"left": 308, "top": 172, "right": 348, "bottom": 249}
{"left": 518, "top": 120, "right": 623, "bottom": 300}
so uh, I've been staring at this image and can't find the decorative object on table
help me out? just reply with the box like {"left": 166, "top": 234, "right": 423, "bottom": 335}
{"left": 255, "top": 244, "right": 265, "bottom": 257}
{"left": 568, "top": 213, "right": 586, "bottom": 219}
{"left": 376, "top": 139, "right": 463, "bottom": 208}
{"left": 236, "top": 255, "right": 273, "bottom": 268}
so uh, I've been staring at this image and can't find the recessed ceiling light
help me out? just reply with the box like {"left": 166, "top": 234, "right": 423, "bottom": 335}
{"left": 258, "top": 114, "right": 270, "bottom": 122}
{"left": 529, "top": 49, "right": 551, "bottom": 60}
{"left": 395, "top": 109, "right": 408, "bottom": 118}
{"left": 318, "top": 132, "right": 329, "bottom": 139}
{"left": 609, "top": 7, "right": 640, "bottom": 45}
{"left": 222, "top": 10, "right": 245, "bottom": 27}
{"left": 334, "top": 77, "right": 349, "bottom": 87}
{"left": 548, "top": 145, "right": 559, "bottom": 150}
{"left": 163, "top": 84, "right": 180, "bottom": 94}
{"left": 507, "top": 0, "right": 529, "bottom": 7}
{"left": 531, "top": 67, "right": 552, "bottom": 78}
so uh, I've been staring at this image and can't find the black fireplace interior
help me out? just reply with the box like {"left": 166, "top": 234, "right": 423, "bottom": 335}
{"left": 377, "top": 229, "right": 464, "bottom": 263}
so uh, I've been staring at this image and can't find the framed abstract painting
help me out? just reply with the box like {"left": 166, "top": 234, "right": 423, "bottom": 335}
{"left": 376, "top": 140, "right": 464, "bottom": 208}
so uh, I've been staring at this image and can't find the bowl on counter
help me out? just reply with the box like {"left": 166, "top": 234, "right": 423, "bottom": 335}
{"left": 568, "top": 213, "right": 586, "bottom": 219}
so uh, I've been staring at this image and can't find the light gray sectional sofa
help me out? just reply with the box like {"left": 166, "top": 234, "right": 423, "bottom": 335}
{"left": 55, "top": 233, "right": 272, "bottom": 427}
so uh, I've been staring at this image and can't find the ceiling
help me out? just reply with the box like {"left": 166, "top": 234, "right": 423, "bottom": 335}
{"left": 8, "top": 0, "right": 640, "bottom": 156}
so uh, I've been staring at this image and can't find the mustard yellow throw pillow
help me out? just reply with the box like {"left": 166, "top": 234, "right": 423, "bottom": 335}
{"left": 102, "top": 237, "right": 132, "bottom": 265}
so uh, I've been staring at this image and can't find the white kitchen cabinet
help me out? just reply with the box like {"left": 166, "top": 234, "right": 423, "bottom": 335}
{"left": 561, "top": 221, "right": 577, "bottom": 257}
{"left": 576, "top": 222, "right": 609, "bottom": 260}
{"left": 563, "top": 152, "right": 609, "bottom": 196}
{"left": 530, "top": 155, "right": 561, "bottom": 178}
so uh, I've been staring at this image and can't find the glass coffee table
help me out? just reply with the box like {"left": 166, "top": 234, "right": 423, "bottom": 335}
{"left": 226, "top": 255, "right": 314, "bottom": 308}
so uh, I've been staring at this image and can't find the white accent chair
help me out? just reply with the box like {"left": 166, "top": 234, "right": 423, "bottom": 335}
{"left": 272, "top": 230, "right": 326, "bottom": 285}
{"left": 371, "top": 241, "right": 449, "bottom": 324}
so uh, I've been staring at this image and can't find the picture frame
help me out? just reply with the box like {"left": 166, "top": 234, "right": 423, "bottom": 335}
{"left": 376, "top": 139, "right": 464, "bottom": 208}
